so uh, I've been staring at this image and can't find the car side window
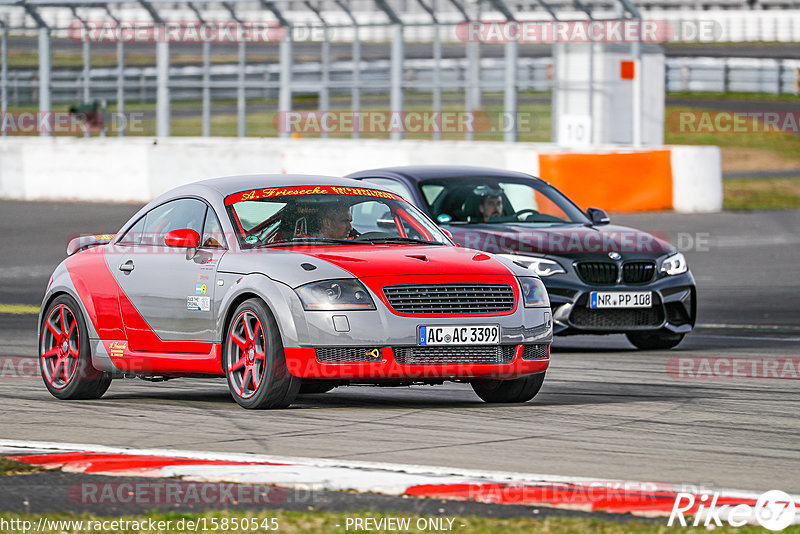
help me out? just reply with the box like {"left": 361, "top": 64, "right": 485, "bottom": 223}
{"left": 362, "top": 178, "right": 414, "bottom": 201}
{"left": 117, "top": 215, "right": 146, "bottom": 246}
{"left": 202, "top": 208, "right": 227, "bottom": 249}
{"left": 140, "top": 198, "right": 207, "bottom": 247}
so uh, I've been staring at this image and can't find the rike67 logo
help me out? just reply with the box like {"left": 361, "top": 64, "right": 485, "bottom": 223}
{"left": 669, "top": 490, "right": 797, "bottom": 530}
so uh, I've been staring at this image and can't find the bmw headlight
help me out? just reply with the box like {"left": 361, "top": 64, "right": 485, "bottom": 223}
{"left": 518, "top": 277, "right": 550, "bottom": 308}
{"left": 499, "top": 254, "right": 566, "bottom": 277}
{"left": 660, "top": 252, "right": 688, "bottom": 276}
{"left": 295, "top": 279, "right": 376, "bottom": 311}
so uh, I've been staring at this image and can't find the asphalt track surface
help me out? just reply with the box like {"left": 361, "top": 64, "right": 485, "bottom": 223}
{"left": 0, "top": 201, "right": 798, "bottom": 495}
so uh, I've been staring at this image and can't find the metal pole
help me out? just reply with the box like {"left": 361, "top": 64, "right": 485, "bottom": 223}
{"left": 390, "top": 23, "right": 404, "bottom": 141}
{"left": 352, "top": 25, "right": 361, "bottom": 139}
{"left": 320, "top": 27, "right": 330, "bottom": 139}
{"left": 82, "top": 39, "right": 90, "bottom": 103}
{"left": 432, "top": 21, "right": 442, "bottom": 141}
{"left": 279, "top": 32, "right": 293, "bottom": 138}
{"left": 117, "top": 42, "right": 125, "bottom": 136}
{"left": 38, "top": 28, "right": 52, "bottom": 137}
{"left": 588, "top": 42, "right": 594, "bottom": 146}
{"left": 551, "top": 36, "right": 559, "bottom": 144}
{"left": 202, "top": 41, "right": 211, "bottom": 137}
{"left": 503, "top": 40, "right": 518, "bottom": 143}
{"left": 156, "top": 39, "right": 170, "bottom": 137}
{"left": 1, "top": 26, "right": 8, "bottom": 137}
{"left": 632, "top": 39, "right": 642, "bottom": 147}
{"left": 237, "top": 41, "right": 246, "bottom": 137}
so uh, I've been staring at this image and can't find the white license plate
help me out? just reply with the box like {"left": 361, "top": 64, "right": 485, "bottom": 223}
{"left": 589, "top": 291, "right": 652, "bottom": 309}
{"left": 417, "top": 325, "right": 500, "bottom": 346}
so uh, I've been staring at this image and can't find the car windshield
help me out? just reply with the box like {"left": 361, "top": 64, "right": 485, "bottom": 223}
{"left": 225, "top": 185, "right": 451, "bottom": 248}
{"left": 419, "top": 178, "right": 590, "bottom": 226}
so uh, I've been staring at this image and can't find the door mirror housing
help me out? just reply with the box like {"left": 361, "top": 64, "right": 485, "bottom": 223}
{"left": 164, "top": 228, "right": 201, "bottom": 248}
{"left": 586, "top": 207, "right": 610, "bottom": 226}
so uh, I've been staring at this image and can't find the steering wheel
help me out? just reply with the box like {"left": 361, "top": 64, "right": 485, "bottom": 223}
{"left": 513, "top": 209, "right": 539, "bottom": 222}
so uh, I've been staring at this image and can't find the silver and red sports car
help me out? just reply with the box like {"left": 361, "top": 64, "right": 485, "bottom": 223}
{"left": 39, "top": 175, "right": 553, "bottom": 409}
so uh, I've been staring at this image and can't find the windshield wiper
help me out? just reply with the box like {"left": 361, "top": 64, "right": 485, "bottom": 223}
{"left": 359, "top": 237, "right": 444, "bottom": 245}
{"left": 258, "top": 237, "right": 364, "bottom": 248}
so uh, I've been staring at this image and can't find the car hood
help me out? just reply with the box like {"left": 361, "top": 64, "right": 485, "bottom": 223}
{"left": 446, "top": 223, "right": 675, "bottom": 257}
{"left": 219, "top": 244, "right": 518, "bottom": 289}
{"left": 300, "top": 245, "right": 514, "bottom": 278}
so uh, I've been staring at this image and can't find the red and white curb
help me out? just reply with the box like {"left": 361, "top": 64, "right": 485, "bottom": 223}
{"left": 1, "top": 439, "right": 797, "bottom": 523}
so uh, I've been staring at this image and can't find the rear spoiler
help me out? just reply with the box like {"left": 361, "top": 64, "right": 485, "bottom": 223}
{"left": 67, "top": 234, "right": 115, "bottom": 256}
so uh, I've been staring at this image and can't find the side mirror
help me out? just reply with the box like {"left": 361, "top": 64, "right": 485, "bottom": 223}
{"left": 164, "top": 228, "right": 200, "bottom": 248}
{"left": 439, "top": 227, "right": 454, "bottom": 240}
{"left": 586, "top": 207, "right": 610, "bottom": 226}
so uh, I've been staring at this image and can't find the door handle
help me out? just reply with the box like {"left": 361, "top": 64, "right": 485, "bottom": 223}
{"left": 119, "top": 260, "right": 135, "bottom": 273}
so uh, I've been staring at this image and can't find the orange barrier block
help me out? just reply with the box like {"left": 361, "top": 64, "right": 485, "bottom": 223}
{"left": 538, "top": 150, "right": 673, "bottom": 213}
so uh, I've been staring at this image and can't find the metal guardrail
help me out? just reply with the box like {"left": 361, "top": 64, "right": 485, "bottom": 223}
{"left": 1, "top": 55, "right": 798, "bottom": 110}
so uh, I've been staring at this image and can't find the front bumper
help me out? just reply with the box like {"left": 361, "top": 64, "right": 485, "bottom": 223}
{"left": 546, "top": 272, "right": 696, "bottom": 335}
{"left": 285, "top": 345, "right": 550, "bottom": 380}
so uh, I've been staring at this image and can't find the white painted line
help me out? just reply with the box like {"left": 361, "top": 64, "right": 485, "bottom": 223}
{"left": 697, "top": 323, "right": 800, "bottom": 332}
{"left": 0, "top": 439, "right": 782, "bottom": 502}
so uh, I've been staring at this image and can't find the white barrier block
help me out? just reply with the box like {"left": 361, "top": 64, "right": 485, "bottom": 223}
{"left": 670, "top": 145, "right": 722, "bottom": 213}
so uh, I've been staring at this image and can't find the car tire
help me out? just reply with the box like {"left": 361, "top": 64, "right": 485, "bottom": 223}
{"left": 223, "top": 298, "right": 300, "bottom": 409}
{"left": 626, "top": 331, "right": 685, "bottom": 350}
{"left": 298, "top": 380, "right": 338, "bottom": 395}
{"left": 471, "top": 372, "right": 546, "bottom": 404}
{"left": 39, "top": 294, "right": 112, "bottom": 400}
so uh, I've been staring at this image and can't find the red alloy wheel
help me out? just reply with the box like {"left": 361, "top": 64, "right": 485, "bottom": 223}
{"left": 226, "top": 310, "right": 268, "bottom": 399}
{"left": 40, "top": 304, "right": 80, "bottom": 389}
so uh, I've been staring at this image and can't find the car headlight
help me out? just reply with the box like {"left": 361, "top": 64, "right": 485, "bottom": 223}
{"left": 518, "top": 277, "right": 550, "bottom": 308}
{"left": 499, "top": 254, "right": 566, "bottom": 277}
{"left": 660, "top": 252, "right": 688, "bottom": 276}
{"left": 295, "top": 279, "right": 376, "bottom": 311}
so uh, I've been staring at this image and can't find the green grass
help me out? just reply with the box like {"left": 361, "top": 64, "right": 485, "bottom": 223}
{"left": 1, "top": 510, "right": 796, "bottom": 533}
{"left": 0, "top": 304, "right": 40, "bottom": 315}
{"left": 0, "top": 457, "right": 45, "bottom": 475}
{"left": 724, "top": 177, "right": 800, "bottom": 210}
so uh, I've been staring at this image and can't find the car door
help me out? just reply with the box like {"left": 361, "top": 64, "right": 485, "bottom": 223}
{"left": 105, "top": 198, "right": 227, "bottom": 352}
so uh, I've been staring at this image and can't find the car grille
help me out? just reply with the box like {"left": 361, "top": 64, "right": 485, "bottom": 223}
{"left": 393, "top": 345, "right": 516, "bottom": 364}
{"left": 316, "top": 347, "right": 383, "bottom": 363}
{"left": 622, "top": 262, "right": 656, "bottom": 284}
{"left": 383, "top": 284, "right": 515, "bottom": 314}
{"left": 575, "top": 262, "right": 618, "bottom": 285}
{"left": 521, "top": 344, "right": 549, "bottom": 360}
{"left": 569, "top": 294, "right": 665, "bottom": 329}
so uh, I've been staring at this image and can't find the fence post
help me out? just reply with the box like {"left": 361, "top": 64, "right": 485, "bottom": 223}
{"left": 503, "top": 39, "right": 518, "bottom": 143}
{"left": 156, "top": 39, "right": 170, "bottom": 137}
{"left": 390, "top": 23, "right": 404, "bottom": 141}
{"left": 1, "top": 25, "right": 7, "bottom": 137}
{"left": 38, "top": 28, "right": 52, "bottom": 136}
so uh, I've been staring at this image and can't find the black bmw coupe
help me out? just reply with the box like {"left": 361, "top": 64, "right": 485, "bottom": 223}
{"left": 348, "top": 166, "right": 696, "bottom": 350}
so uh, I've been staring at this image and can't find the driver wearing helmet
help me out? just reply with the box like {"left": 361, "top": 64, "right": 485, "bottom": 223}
{"left": 473, "top": 185, "right": 504, "bottom": 222}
